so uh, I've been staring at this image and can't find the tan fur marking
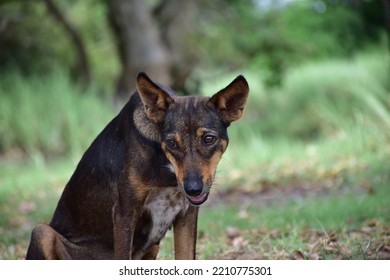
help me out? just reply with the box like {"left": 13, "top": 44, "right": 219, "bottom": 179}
{"left": 174, "top": 134, "right": 181, "bottom": 145}
{"left": 142, "top": 244, "right": 160, "bottom": 260}
{"left": 196, "top": 127, "right": 217, "bottom": 138}
{"left": 40, "top": 229, "right": 57, "bottom": 259}
{"left": 199, "top": 139, "right": 227, "bottom": 186}
{"left": 200, "top": 151, "right": 222, "bottom": 185}
{"left": 162, "top": 143, "right": 184, "bottom": 185}
{"left": 174, "top": 206, "right": 198, "bottom": 260}
{"left": 196, "top": 128, "right": 205, "bottom": 138}
{"left": 128, "top": 171, "right": 150, "bottom": 202}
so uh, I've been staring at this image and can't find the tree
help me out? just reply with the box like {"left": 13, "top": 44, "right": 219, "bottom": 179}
{"left": 0, "top": 0, "right": 91, "bottom": 88}
{"left": 43, "top": 0, "right": 91, "bottom": 88}
{"left": 107, "top": 0, "right": 198, "bottom": 99}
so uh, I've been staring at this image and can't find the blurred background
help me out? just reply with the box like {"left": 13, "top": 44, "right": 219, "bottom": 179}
{"left": 0, "top": 0, "right": 389, "bottom": 259}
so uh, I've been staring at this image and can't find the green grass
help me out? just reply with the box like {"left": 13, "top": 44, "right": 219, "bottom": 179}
{"left": 1, "top": 49, "right": 390, "bottom": 259}
{"left": 157, "top": 180, "right": 390, "bottom": 259}
{"left": 205, "top": 50, "right": 390, "bottom": 141}
{"left": 0, "top": 158, "right": 75, "bottom": 259}
{"left": 0, "top": 69, "right": 114, "bottom": 158}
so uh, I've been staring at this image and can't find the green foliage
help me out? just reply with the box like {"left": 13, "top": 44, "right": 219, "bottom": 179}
{"left": 235, "top": 49, "right": 390, "bottom": 141}
{"left": 204, "top": 49, "right": 390, "bottom": 191}
{"left": 2, "top": 0, "right": 386, "bottom": 89}
{"left": 0, "top": 1, "right": 59, "bottom": 72}
{"left": 0, "top": 0, "right": 118, "bottom": 87}
{"left": 195, "top": 0, "right": 387, "bottom": 87}
{"left": 0, "top": 69, "right": 114, "bottom": 158}
{"left": 64, "top": 0, "right": 120, "bottom": 86}
{"left": 280, "top": 2, "right": 367, "bottom": 59}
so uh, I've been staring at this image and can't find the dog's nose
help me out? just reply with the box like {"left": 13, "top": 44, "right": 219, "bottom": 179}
{"left": 183, "top": 174, "right": 203, "bottom": 197}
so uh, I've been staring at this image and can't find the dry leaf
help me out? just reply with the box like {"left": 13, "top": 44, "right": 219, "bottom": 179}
{"left": 293, "top": 250, "right": 305, "bottom": 260}
{"left": 226, "top": 227, "right": 240, "bottom": 240}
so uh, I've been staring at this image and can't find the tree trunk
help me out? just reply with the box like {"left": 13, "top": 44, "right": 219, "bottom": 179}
{"left": 107, "top": 0, "right": 172, "bottom": 100}
{"left": 154, "top": 0, "right": 198, "bottom": 93}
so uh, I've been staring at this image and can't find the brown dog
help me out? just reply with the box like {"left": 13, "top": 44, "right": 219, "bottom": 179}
{"left": 26, "top": 72, "right": 249, "bottom": 259}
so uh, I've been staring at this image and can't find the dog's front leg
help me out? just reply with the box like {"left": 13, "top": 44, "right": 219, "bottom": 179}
{"left": 173, "top": 205, "right": 199, "bottom": 260}
{"left": 112, "top": 201, "right": 138, "bottom": 259}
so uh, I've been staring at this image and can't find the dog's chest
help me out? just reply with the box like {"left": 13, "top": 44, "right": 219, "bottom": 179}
{"left": 144, "top": 188, "right": 188, "bottom": 244}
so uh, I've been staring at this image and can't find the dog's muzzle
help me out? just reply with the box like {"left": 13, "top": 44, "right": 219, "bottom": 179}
{"left": 183, "top": 174, "right": 209, "bottom": 206}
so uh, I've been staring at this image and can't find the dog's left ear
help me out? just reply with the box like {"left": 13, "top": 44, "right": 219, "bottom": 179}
{"left": 207, "top": 75, "right": 249, "bottom": 125}
{"left": 136, "top": 72, "right": 173, "bottom": 124}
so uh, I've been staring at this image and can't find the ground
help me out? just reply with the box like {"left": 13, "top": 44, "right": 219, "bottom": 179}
{"left": 1, "top": 156, "right": 389, "bottom": 260}
{"left": 198, "top": 185, "right": 390, "bottom": 260}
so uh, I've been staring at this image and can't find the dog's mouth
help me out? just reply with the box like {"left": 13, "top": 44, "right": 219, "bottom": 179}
{"left": 186, "top": 192, "right": 209, "bottom": 206}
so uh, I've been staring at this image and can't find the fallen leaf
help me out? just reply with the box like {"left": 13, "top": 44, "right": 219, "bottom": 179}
{"left": 293, "top": 250, "right": 305, "bottom": 260}
{"left": 232, "top": 236, "right": 246, "bottom": 249}
{"left": 226, "top": 227, "right": 240, "bottom": 240}
{"left": 308, "top": 253, "right": 321, "bottom": 260}
{"left": 238, "top": 208, "right": 250, "bottom": 219}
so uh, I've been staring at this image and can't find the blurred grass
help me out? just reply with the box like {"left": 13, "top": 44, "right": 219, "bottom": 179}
{"left": 0, "top": 69, "right": 114, "bottom": 158}
{"left": 0, "top": 158, "right": 74, "bottom": 258}
{"left": 238, "top": 50, "right": 390, "bottom": 140}
{"left": 1, "top": 49, "right": 390, "bottom": 259}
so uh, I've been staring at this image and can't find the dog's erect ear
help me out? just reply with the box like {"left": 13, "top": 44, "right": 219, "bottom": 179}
{"left": 136, "top": 72, "right": 173, "bottom": 124}
{"left": 207, "top": 75, "right": 249, "bottom": 125}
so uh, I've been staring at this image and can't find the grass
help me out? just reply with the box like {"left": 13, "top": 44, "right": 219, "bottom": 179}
{"left": 159, "top": 180, "right": 390, "bottom": 259}
{"left": 0, "top": 158, "right": 74, "bottom": 258}
{"left": 157, "top": 129, "right": 390, "bottom": 259}
{"left": 0, "top": 69, "right": 114, "bottom": 158}
{"left": 4, "top": 127, "right": 387, "bottom": 260}
{"left": 1, "top": 49, "right": 390, "bottom": 259}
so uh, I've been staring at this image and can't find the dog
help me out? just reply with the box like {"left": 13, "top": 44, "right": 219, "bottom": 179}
{"left": 26, "top": 72, "right": 249, "bottom": 259}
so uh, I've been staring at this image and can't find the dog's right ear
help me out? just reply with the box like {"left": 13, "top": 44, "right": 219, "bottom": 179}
{"left": 207, "top": 75, "right": 249, "bottom": 125}
{"left": 136, "top": 72, "right": 173, "bottom": 124}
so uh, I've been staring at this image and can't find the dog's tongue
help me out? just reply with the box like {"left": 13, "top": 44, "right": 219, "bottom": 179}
{"left": 188, "top": 193, "right": 208, "bottom": 205}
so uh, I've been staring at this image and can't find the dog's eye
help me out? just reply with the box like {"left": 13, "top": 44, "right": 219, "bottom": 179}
{"left": 166, "top": 139, "right": 178, "bottom": 150}
{"left": 203, "top": 135, "right": 217, "bottom": 145}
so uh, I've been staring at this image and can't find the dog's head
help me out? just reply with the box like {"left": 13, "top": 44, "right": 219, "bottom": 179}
{"left": 137, "top": 72, "right": 249, "bottom": 206}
